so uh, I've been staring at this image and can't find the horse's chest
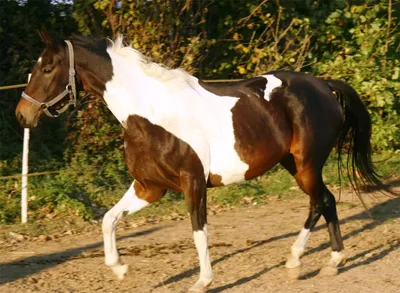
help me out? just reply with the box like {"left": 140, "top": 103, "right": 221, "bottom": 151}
{"left": 122, "top": 115, "right": 206, "bottom": 185}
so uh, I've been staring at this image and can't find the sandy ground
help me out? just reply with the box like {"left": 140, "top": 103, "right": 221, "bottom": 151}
{"left": 0, "top": 190, "right": 399, "bottom": 293}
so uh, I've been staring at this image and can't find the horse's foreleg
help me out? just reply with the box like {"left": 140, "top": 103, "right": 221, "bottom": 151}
{"left": 102, "top": 180, "right": 165, "bottom": 280}
{"left": 181, "top": 174, "right": 213, "bottom": 292}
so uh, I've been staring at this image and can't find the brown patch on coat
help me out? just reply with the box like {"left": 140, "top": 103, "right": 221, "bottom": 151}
{"left": 123, "top": 115, "right": 208, "bottom": 230}
{"left": 208, "top": 173, "right": 224, "bottom": 187}
{"left": 199, "top": 78, "right": 291, "bottom": 181}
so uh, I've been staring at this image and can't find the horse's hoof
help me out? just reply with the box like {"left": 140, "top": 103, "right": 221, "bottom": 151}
{"left": 286, "top": 266, "right": 301, "bottom": 280}
{"left": 188, "top": 288, "right": 206, "bottom": 293}
{"left": 188, "top": 278, "right": 212, "bottom": 293}
{"left": 110, "top": 263, "right": 129, "bottom": 280}
{"left": 285, "top": 258, "right": 301, "bottom": 269}
{"left": 188, "top": 285, "right": 206, "bottom": 293}
{"left": 319, "top": 265, "right": 338, "bottom": 277}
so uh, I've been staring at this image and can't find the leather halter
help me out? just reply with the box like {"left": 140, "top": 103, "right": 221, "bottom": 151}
{"left": 21, "top": 40, "right": 77, "bottom": 118}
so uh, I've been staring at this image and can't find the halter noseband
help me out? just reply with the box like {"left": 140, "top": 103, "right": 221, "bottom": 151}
{"left": 21, "top": 40, "right": 77, "bottom": 118}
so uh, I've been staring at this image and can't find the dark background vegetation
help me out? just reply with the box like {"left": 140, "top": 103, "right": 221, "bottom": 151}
{"left": 0, "top": 0, "right": 399, "bottom": 224}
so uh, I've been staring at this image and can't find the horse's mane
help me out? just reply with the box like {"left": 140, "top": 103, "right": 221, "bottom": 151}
{"left": 70, "top": 35, "right": 111, "bottom": 59}
{"left": 70, "top": 34, "right": 194, "bottom": 87}
{"left": 108, "top": 36, "right": 193, "bottom": 86}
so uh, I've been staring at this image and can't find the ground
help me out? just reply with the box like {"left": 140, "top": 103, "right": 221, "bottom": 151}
{"left": 0, "top": 189, "right": 399, "bottom": 293}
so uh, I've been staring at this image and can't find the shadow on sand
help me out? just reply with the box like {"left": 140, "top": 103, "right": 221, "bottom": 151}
{"left": 0, "top": 226, "right": 164, "bottom": 285}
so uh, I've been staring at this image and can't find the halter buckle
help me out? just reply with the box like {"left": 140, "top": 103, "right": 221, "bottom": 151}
{"left": 66, "top": 84, "right": 73, "bottom": 93}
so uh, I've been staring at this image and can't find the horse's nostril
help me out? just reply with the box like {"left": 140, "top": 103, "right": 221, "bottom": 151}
{"left": 16, "top": 112, "right": 26, "bottom": 126}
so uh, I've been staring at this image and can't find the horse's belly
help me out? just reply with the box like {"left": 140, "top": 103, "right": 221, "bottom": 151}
{"left": 208, "top": 169, "right": 247, "bottom": 186}
{"left": 208, "top": 144, "right": 249, "bottom": 186}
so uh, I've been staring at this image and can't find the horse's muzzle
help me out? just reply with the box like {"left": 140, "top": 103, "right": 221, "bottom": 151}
{"left": 15, "top": 101, "right": 40, "bottom": 128}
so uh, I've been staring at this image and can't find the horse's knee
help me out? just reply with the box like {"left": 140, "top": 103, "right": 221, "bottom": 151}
{"left": 102, "top": 211, "right": 115, "bottom": 235}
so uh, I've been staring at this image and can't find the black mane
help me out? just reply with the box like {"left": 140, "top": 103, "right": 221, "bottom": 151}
{"left": 70, "top": 35, "right": 110, "bottom": 59}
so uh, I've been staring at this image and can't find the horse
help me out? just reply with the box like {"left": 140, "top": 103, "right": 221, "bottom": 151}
{"left": 15, "top": 30, "right": 385, "bottom": 292}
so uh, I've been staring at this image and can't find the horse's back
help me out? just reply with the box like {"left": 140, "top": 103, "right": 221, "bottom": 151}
{"left": 201, "top": 70, "right": 344, "bottom": 183}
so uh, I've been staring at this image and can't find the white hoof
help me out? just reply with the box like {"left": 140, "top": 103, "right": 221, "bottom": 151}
{"left": 319, "top": 265, "right": 338, "bottom": 277}
{"left": 110, "top": 263, "right": 129, "bottom": 280}
{"left": 188, "top": 278, "right": 212, "bottom": 292}
{"left": 286, "top": 266, "right": 301, "bottom": 280}
{"left": 285, "top": 257, "right": 301, "bottom": 269}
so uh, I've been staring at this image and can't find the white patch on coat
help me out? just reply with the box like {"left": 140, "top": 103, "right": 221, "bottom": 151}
{"left": 37, "top": 57, "right": 42, "bottom": 64}
{"left": 104, "top": 36, "right": 248, "bottom": 185}
{"left": 260, "top": 74, "right": 282, "bottom": 101}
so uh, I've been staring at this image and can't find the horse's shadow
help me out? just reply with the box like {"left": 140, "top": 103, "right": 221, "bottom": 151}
{"left": 155, "top": 196, "right": 400, "bottom": 291}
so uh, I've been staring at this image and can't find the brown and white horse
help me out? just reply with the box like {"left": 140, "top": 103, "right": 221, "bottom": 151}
{"left": 16, "top": 31, "right": 384, "bottom": 292}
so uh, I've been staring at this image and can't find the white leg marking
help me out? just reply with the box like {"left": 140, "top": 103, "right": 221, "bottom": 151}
{"left": 261, "top": 74, "right": 283, "bottom": 101}
{"left": 189, "top": 225, "right": 213, "bottom": 292}
{"left": 286, "top": 228, "right": 310, "bottom": 269}
{"left": 102, "top": 182, "right": 149, "bottom": 280}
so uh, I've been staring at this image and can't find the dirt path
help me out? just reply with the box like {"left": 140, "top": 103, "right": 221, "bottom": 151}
{"left": 0, "top": 191, "right": 399, "bottom": 293}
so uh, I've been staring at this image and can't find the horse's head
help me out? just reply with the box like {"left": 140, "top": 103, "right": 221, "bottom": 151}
{"left": 16, "top": 30, "right": 76, "bottom": 128}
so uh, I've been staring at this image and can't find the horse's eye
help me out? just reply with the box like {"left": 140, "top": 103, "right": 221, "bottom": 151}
{"left": 43, "top": 65, "right": 54, "bottom": 75}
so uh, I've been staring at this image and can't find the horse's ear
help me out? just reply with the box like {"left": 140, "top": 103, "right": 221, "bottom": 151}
{"left": 38, "top": 29, "right": 60, "bottom": 51}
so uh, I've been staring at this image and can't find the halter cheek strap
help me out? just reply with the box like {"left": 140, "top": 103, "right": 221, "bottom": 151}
{"left": 21, "top": 40, "right": 77, "bottom": 118}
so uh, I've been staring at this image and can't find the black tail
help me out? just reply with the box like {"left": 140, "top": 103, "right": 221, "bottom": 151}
{"left": 326, "top": 79, "right": 389, "bottom": 199}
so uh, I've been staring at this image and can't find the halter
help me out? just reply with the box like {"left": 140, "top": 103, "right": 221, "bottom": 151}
{"left": 21, "top": 40, "right": 77, "bottom": 118}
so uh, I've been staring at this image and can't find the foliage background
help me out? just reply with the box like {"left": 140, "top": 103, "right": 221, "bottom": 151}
{"left": 0, "top": 0, "right": 399, "bottom": 224}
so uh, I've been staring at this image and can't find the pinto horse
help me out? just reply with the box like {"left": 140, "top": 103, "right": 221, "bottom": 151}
{"left": 16, "top": 31, "right": 384, "bottom": 292}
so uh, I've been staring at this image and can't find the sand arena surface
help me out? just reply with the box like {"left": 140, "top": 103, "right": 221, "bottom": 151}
{"left": 0, "top": 190, "right": 399, "bottom": 293}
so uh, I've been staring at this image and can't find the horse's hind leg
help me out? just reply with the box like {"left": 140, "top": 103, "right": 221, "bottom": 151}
{"left": 319, "top": 186, "right": 346, "bottom": 276}
{"left": 181, "top": 172, "right": 212, "bottom": 292}
{"left": 281, "top": 157, "right": 323, "bottom": 270}
{"left": 102, "top": 180, "right": 165, "bottom": 280}
{"left": 281, "top": 156, "right": 346, "bottom": 276}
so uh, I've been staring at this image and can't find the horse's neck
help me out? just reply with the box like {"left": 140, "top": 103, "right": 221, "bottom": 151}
{"left": 74, "top": 46, "right": 113, "bottom": 99}
{"left": 74, "top": 43, "right": 204, "bottom": 126}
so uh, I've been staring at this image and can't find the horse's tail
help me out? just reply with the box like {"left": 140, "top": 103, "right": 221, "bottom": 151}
{"left": 326, "top": 79, "right": 389, "bottom": 200}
